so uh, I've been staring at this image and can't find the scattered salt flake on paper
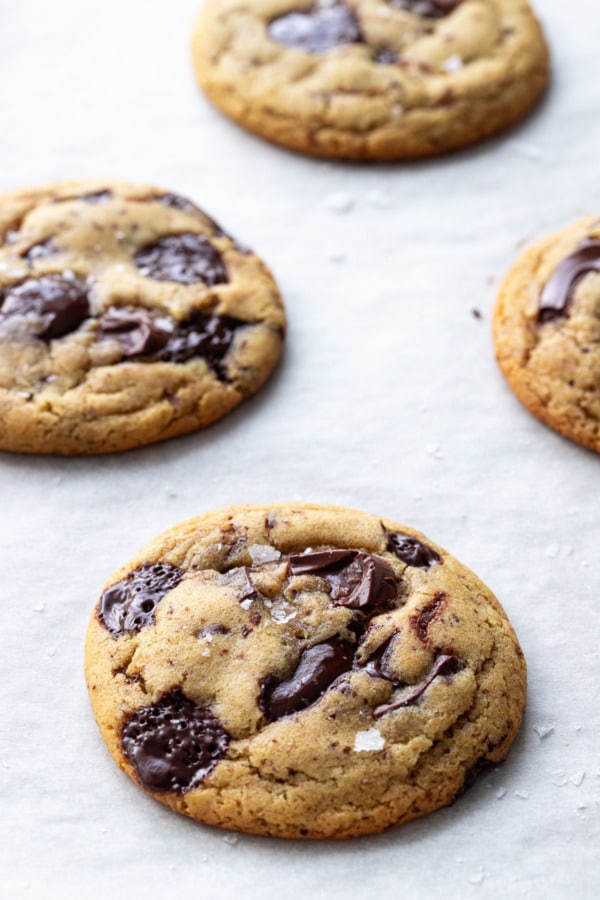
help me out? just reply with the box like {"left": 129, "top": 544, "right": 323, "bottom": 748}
{"left": 426, "top": 442, "right": 443, "bottom": 459}
{"left": 325, "top": 192, "right": 354, "bottom": 214}
{"left": 47, "top": 647, "right": 56, "bottom": 657}
{"left": 533, "top": 724, "right": 554, "bottom": 740}
{"left": 329, "top": 250, "right": 347, "bottom": 263}
{"left": 441, "top": 54, "right": 463, "bottom": 73}
{"left": 510, "top": 141, "right": 542, "bottom": 161}
{"left": 223, "top": 834, "right": 238, "bottom": 846}
{"left": 364, "top": 189, "right": 392, "bottom": 209}
{"left": 248, "top": 543, "right": 281, "bottom": 564}
{"left": 354, "top": 728, "right": 385, "bottom": 752}
{"left": 33, "top": 602, "right": 45, "bottom": 612}
{"left": 552, "top": 770, "right": 568, "bottom": 787}
{"left": 570, "top": 771, "right": 585, "bottom": 786}
{"left": 545, "top": 543, "right": 560, "bottom": 559}
{"left": 496, "top": 788, "right": 507, "bottom": 799}
{"left": 467, "top": 868, "right": 486, "bottom": 885}
{"left": 514, "top": 790, "right": 529, "bottom": 799}
{"left": 164, "top": 485, "right": 178, "bottom": 498}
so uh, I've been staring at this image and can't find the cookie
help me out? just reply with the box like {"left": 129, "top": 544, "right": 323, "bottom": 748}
{"left": 85, "top": 503, "right": 526, "bottom": 839}
{"left": 0, "top": 181, "right": 285, "bottom": 454}
{"left": 191, "top": 0, "right": 549, "bottom": 161}
{"left": 494, "top": 218, "right": 600, "bottom": 453}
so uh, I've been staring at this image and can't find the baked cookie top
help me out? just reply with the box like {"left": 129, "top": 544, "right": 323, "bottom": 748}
{"left": 494, "top": 218, "right": 600, "bottom": 454}
{"left": 191, "top": 0, "right": 549, "bottom": 160}
{"left": 0, "top": 181, "right": 285, "bottom": 454}
{"left": 85, "top": 503, "right": 526, "bottom": 839}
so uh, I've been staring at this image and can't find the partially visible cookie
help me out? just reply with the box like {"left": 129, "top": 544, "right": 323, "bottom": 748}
{"left": 0, "top": 181, "right": 285, "bottom": 454}
{"left": 85, "top": 503, "right": 526, "bottom": 839}
{"left": 494, "top": 218, "right": 600, "bottom": 453}
{"left": 191, "top": 0, "right": 549, "bottom": 160}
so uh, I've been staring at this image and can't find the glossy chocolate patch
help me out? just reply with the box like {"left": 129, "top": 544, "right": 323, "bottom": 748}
{"left": 134, "top": 233, "right": 228, "bottom": 286}
{"left": 99, "top": 563, "right": 184, "bottom": 637}
{"left": 362, "top": 634, "right": 399, "bottom": 680}
{"left": 386, "top": 531, "right": 441, "bottom": 568}
{"left": 268, "top": 4, "right": 362, "bottom": 54}
{"left": 288, "top": 550, "right": 397, "bottom": 609}
{"left": 390, "top": 0, "right": 462, "bottom": 17}
{"left": 122, "top": 690, "right": 230, "bottom": 793}
{"left": 158, "top": 309, "right": 243, "bottom": 367}
{"left": 0, "top": 275, "right": 90, "bottom": 339}
{"left": 412, "top": 591, "right": 447, "bottom": 642}
{"left": 538, "top": 239, "right": 600, "bottom": 323}
{"left": 374, "top": 654, "right": 461, "bottom": 718}
{"left": 260, "top": 639, "right": 355, "bottom": 721}
{"left": 97, "top": 308, "right": 171, "bottom": 357}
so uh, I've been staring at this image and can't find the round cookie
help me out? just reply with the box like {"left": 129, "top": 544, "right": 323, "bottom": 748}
{"left": 0, "top": 181, "right": 285, "bottom": 454}
{"left": 494, "top": 218, "right": 600, "bottom": 453}
{"left": 191, "top": 0, "right": 549, "bottom": 161}
{"left": 85, "top": 503, "right": 526, "bottom": 839}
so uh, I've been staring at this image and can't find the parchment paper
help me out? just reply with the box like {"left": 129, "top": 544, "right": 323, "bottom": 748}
{"left": 0, "top": 1, "right": 598, "bottom": 896}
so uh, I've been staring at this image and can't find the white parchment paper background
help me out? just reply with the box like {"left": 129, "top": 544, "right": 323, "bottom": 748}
{"left": 0, "top": 1, "right": 598, "bottom": 896}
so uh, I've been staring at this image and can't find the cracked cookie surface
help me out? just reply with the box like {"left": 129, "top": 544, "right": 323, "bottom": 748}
{"left": 85, "top": 503, "right": 526, "bottom": 838}
{"left": 0, "top": 180, "right": 285, "bottom": 454}
{"left": 494, "top": 218, "right": 600, "bottom": 453}
{"left": 191, "top": 0, "right": 549, "bottom": 160}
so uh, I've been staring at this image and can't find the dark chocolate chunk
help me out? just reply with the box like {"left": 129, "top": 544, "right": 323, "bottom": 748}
{"left": 79, "top": 190, "right": 112, "bottom": 204}
{"left": 374, "top": 654, "right": 461, "bottom": 718}
{"left": 97, "top": 308, "right": 171, "bottom": 357}
{"left": 134, "top": 233, "right": 228, "bottom": 286}
{"left": 390, "top": 0, "right": 462, "bottom": 18}
{"left": 122, "top": 690, "right": 230, "bottom": 793}
{"left": 158, "top": 309, "right": 242, "bottom": 367}
{"left": 260, "top": 639, "right": 355, "bottom": 721}
{"left": 361, "top": 635, "right": 399, "bottom": 680}
{"left": 386, "top": 531, "right": 441, "bottom": 568}
{"left": 0, "top": 275, "right": 90, "bottom": 339}
{"left": 99, "top": 562, "right": 184, "bottom": 637}
{"left": 412, "top": 591, "right": 447, "bottom": 642}
{"left": 288, "top": 549, "right": 397, "bottom": 610}
{"left": 268, "top": 4, "right": 362, "bottom": 54}
{"left": 538, "top": 239, "right": 600, "bottom": 323}
{"left": 156, "top": 193, "right": 198, "bottom": 213}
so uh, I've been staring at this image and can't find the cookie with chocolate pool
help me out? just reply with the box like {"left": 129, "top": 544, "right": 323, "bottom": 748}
{"left": 85, "top": 503, "right": 526, "bottom": 839}
{"left": 494, "top": 218, "right": 600, "bottom": 453}
{"left": 191, "top": 0, "right": 549, "bottom": 160}
{"left": 0, "top": 180, "right": 285, "bottom": 454}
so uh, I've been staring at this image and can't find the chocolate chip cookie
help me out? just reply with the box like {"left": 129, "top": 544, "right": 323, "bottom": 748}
{"left": 0, "top": 181, "right": 285, "bottom": 454}
{"left": 85, "top": 503, "right": 526, "bottom": 838}
{"left": 494, "top": 218, "right": 600, "bottom": 453}
{"left": 191, "top": 1, "right": 549, "bottom": 160}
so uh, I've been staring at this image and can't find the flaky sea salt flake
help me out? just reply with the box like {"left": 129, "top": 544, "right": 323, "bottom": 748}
{"left": 442, "top": 54, "right": 463, "bottom": 73}
{"left": 248, "top": 543, "right": 281, "bottom": 564}
{"left": 354, "top": 728, "right": 385, "bottom": 752}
